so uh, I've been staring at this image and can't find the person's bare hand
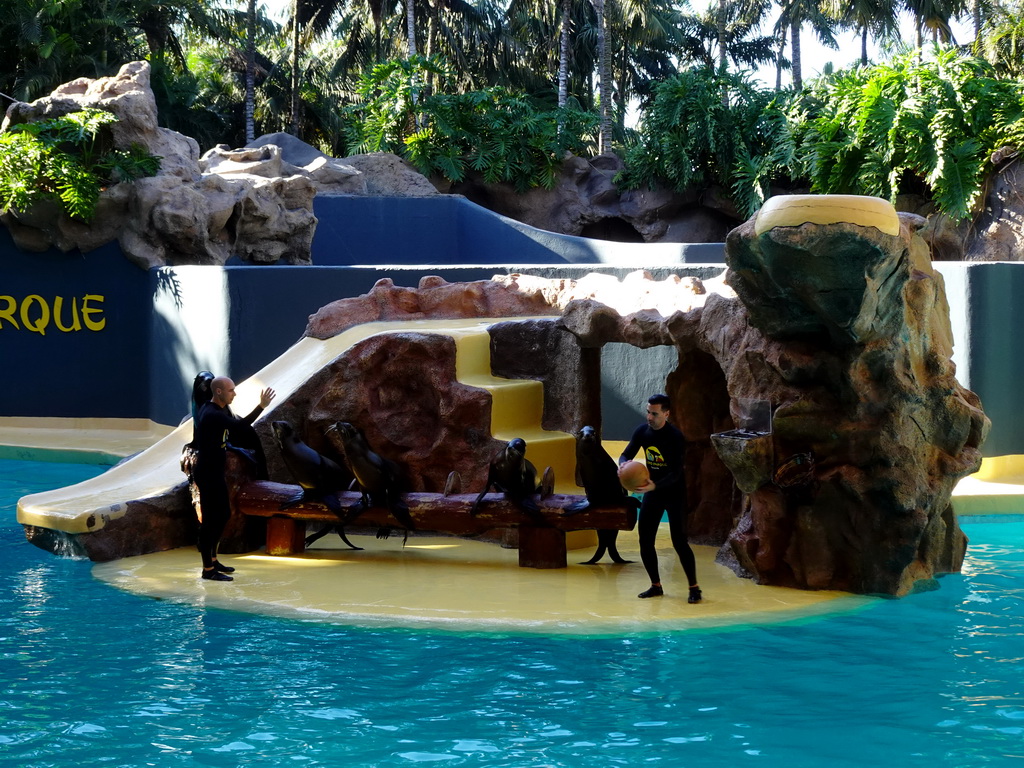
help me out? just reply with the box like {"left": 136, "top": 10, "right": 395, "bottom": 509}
{"left": 634, "top": 479, "right": 656, "bottom": 494}
{"left": 259, "top": 387, "right": 276, "bottom": 408}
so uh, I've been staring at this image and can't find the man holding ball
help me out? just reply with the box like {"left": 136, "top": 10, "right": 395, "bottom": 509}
{"left": 619, "top": 393, "right": 701, "bottom": 603}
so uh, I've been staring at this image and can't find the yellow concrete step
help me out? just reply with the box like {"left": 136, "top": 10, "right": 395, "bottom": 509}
{"left": 450, "top": 328, "right": 578, "bottom": 493}
{"left": 458, "top": 375, "right": 544, "bottom": 432}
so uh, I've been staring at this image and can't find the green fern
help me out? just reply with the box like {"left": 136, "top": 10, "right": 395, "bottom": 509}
{"left": 618, "top": 68, "right": 794, "bottom": 218}
{"left": 789, "top": 49, "right": 1024, "bottom": 221}
{"left": 345, "top": 58, "right": 597, "bottom": 193}
{"left": 0, "top": 108, "right": 161, "bottom": 222}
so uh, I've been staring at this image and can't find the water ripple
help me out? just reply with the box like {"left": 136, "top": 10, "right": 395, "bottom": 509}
{"left": 3, "top": 462, "right": 1024, "bottom": 766}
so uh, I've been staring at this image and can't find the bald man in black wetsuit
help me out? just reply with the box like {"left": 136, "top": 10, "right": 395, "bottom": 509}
{"left": 619, "top": 393, "right": 701, "bottom": 603}
{"left": 193, "top": 376, "right": 275, "bottom": 582}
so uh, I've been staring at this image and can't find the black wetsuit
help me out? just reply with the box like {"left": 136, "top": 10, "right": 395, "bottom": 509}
{"left": 620, "top": 422, "right": 698, "bottom": 587}
{"left": 193, "top": 400, "right": 263, "bottom": 569}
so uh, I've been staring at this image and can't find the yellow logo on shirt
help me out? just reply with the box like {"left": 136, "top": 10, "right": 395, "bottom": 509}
{"left": 645, "top": 446, "right": 666, "bottom": 468}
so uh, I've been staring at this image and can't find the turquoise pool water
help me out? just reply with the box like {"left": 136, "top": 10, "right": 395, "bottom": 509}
{"left": 3, "top": 459, "right": 1023, "bottom": 767}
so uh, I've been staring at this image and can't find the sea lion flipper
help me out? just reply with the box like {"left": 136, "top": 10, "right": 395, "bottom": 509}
{"left": 279, "top": 488, "right": 306, "bottom": 511}
{"left": 389, "top": 495, "right": 415, "bottom": 530}
{"left": 347, "top": 492, "right": 367, "bottom": 517}
{"left": 540, "top": 466, "right": 554, "bottom": 497}
{"left": 443, "top": 471, "right": 461, "bottom": 497}
{"left": 601, "top": 530, "right": 633, "bottom": 564}
{"left": 337, "top": 529, "right": 364, "bottom": 550}
{"left": 519, "top": 495, "right": 540, "bottom": 513}
{"left": 469, "top": 483, "right": 490, "bottom": 517}
{"left": 564, "top": 498, "right": 590, "bottom": 515}
{"left": 322, "top": 493, "right": 342, "bottom": 515}
{"left": 304, "top": 523, "right": 332, "bottom": 548}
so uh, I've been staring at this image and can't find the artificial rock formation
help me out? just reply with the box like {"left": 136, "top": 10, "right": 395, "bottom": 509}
{"left": 964, "top": 148, "right": 1024, "bottom": 261}
{"left": 1, "top": 61, "right": 315, "bottom": 267}
{"left": 0, "top": 62, "right": 436, "bottom": 268}
{"left": 17, "top": 199, "right": 985, "bottom": 594}
{"left": 445, "top": 153, "right": 741, "bottom": 244}
{"left": 716, "top": 214, "right": 986, "bottom": 595}
{"left": 271, "top": 209, "right": 985, "bottom": 596}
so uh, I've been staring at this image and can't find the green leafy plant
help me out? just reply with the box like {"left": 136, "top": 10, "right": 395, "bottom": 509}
{"left": 0, "top": 108, "right": 161, "bottom": 222}
{"left": 343, "top": 56, "right": 447, "bottom": 156}
{"left": 407, "top": 91, "right": 598, "bottom": 192}
{"left": 616, "top": 68, "right": 794, "bottom": 218}
{"left": 789, "top": 49, "right": 1024, "bottom": 221}
{"left": 345, "top": 56, "right": 598, "bottom": 193}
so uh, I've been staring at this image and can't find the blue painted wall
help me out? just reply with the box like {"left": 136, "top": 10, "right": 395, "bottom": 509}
{"left": 311, "top": 196, "right": 725, "bottom": 266}
{"left": 0, "top": 228, "right": 152, "bottom": 418}
{"left": 935, "top": 262, "right": 1024, "bottom": 457}
{"left": 1, "top": 197, "right": 1018, "bottom": 456}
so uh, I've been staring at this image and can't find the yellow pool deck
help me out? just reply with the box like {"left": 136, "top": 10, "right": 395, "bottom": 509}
{"left": 11, "top": 423, "right": 1023, "bottom": 635}
{"left": 92, "top": 530, "right": 875, "bottom": 635}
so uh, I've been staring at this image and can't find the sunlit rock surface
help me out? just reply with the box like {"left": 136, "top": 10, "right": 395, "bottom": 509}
{"left": 0, "top": 63, "right": 322, "bottom": 267}
{"left": 293, "top": 213, "right": 986, "bottom": 596}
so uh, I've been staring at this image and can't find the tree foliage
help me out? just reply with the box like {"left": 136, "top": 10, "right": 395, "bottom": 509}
{"left": 3, "top": 0, "right": 1024, "bottom": 224}
{"left": 977, "top": 0, "right": 1024, "bottom": 79}
{"left": 615, "top": 49, "right": 1024, "bottom": 222}
{"left": 789, "top": 48, "right": 1024, "bottom": 220}
{"left": 617, "top": 68, "right": 794, "bottom": 217}
{"left": 0, "top": 109, "right": 161, "bottom": 221}
{"left": 345, "top": 56, "right": 598, "bottom": 191}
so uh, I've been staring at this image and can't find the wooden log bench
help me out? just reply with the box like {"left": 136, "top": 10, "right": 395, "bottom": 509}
{"left": 235, "top": 480, "right": 638, "bottom": 569}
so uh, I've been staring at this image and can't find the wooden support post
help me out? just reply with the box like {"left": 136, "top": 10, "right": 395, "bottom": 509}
{"left": 518, "top": 525, "right": 568, "bottom": 568}
{"left": 266, "top": 516, "right": 306, "bottom": 555}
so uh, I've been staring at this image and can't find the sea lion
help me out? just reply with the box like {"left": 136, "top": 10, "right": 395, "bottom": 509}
{"left": 565, "top": 425, "right": 637, "bottom": 564}
{"left": 470, "top": 437, "right": 544, "bottom": 524}
{"left": 271, "top": 420, "right": 362, "bottom": 550}
{"left": 327, "top": 421, "right": 415, "bottom": 537}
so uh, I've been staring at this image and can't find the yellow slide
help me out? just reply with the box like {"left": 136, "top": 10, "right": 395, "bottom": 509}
{"left": 17, "top": 317, "right": 579, "bottom": 535}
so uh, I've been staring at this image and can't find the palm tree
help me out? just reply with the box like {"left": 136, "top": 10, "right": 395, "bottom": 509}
{"left": 977, "top": 0, "right": 1023, "bottom": 75}
{"left": 775, "top": 0, "right": 838, "bottom": 89}
{"left": 406, "top": 0, "right": 416, "bottom": 56}
{"left": 829, "top": 0, "right": 900, "bottom": 64}
{"left": 902, "top": 0, "right": 966, "bottom": 47}
{"left": 505, "top": 0, "right": 588, "bottom": 105}
{"left": 593, "top": 0, "right": 612, "bottom": 152}
{"left": 674, "top": 4, "right": 777, "bottom": 72}
{"left": 717, "top": 0, "right": 728, "bottom": 74}
{"left": 558, "top": 0, "right": 572, "bottom": 107}
{"left": 286, "top": 0, "right": 346, "bottom": 136}
{"left": 605, "top": 0, "right": 685, "bottom": 124}
{"left": 245, "top": 0, "right": 257, "bottom": 142}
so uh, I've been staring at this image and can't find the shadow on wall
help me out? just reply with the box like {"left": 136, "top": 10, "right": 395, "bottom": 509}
{"left": 670, "top": 347, "right": 738, "bottom": 546}
{"left": 600, "top": 344, "right": 679, "bottom": 439}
